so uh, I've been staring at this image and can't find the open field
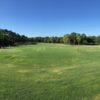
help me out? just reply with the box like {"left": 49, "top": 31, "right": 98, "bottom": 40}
{"left": 0, "top": 43, "right": 100, "bottom": 100}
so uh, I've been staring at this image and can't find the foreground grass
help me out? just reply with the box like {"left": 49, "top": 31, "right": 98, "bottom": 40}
{"left": 0, "top": 43, "right": 100, "bottom": 100}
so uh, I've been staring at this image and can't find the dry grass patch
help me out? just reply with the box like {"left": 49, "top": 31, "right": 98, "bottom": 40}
{"left": 94, "top": 94, "right": 100, "bottom": 100}
{"left": 18, "top": 69, "right": 32, "bottom": 73}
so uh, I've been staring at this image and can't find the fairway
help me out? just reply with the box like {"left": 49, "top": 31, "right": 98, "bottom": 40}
{"left": 0, "top": 44, "right": 100, "bottom": 100}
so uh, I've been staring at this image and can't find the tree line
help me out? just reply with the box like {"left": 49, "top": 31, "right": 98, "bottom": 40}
{"left": 0, "top": 29, "right": 30, "bottom": 47}
{"left": 63, "top": 32, "right": 100, "bottom": 45}
{"left": 0, "top": 29, "right": 100, "bottom": 47}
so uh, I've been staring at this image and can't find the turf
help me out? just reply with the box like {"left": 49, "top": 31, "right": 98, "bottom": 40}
{"left": 0, "top": 43, "right": 100, "bottom": 100}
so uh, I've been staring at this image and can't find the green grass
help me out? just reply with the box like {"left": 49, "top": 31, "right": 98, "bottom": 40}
{"left": 0, "top": 43, "right": 100, "bottom": 100}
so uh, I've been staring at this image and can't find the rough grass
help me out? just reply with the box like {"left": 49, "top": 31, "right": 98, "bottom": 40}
{"left": 0, "top": 43, "right": 100, "bottom": 100}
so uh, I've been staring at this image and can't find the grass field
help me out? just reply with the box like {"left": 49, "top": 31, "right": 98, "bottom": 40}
{"left": 0, "top": 43, "right": 100, "bottom": 100}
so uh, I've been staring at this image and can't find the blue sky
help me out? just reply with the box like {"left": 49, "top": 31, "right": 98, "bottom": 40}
{"left": 0, "top": 0, "right": 100, "bottom": 36}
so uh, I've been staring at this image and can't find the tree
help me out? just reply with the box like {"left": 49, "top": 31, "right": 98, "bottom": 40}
{"left": 96, "top": 36, "right": 100, "bottom": 44}
{"left": 63, "top": 34, "right": 70, "bottom": 44}
{"left": 63, "top": 32, "right": 96, "bottom": 45}
{"left": 63, "top": 32, "right": 78, "bottom": 45}
{"left": 69, "top": 32, "right": 77, "bottom": 44}
{"left": 76, "top": 34, "right": 82, "bottom": 45}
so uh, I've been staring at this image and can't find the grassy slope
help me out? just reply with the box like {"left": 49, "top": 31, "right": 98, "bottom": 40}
{"left": 0, "top": 44, "right": 100, "bottom": 100}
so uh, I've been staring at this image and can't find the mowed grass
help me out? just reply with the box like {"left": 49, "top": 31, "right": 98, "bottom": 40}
{"left": 0, "top": 43, "right": 100, "bottom": 100}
